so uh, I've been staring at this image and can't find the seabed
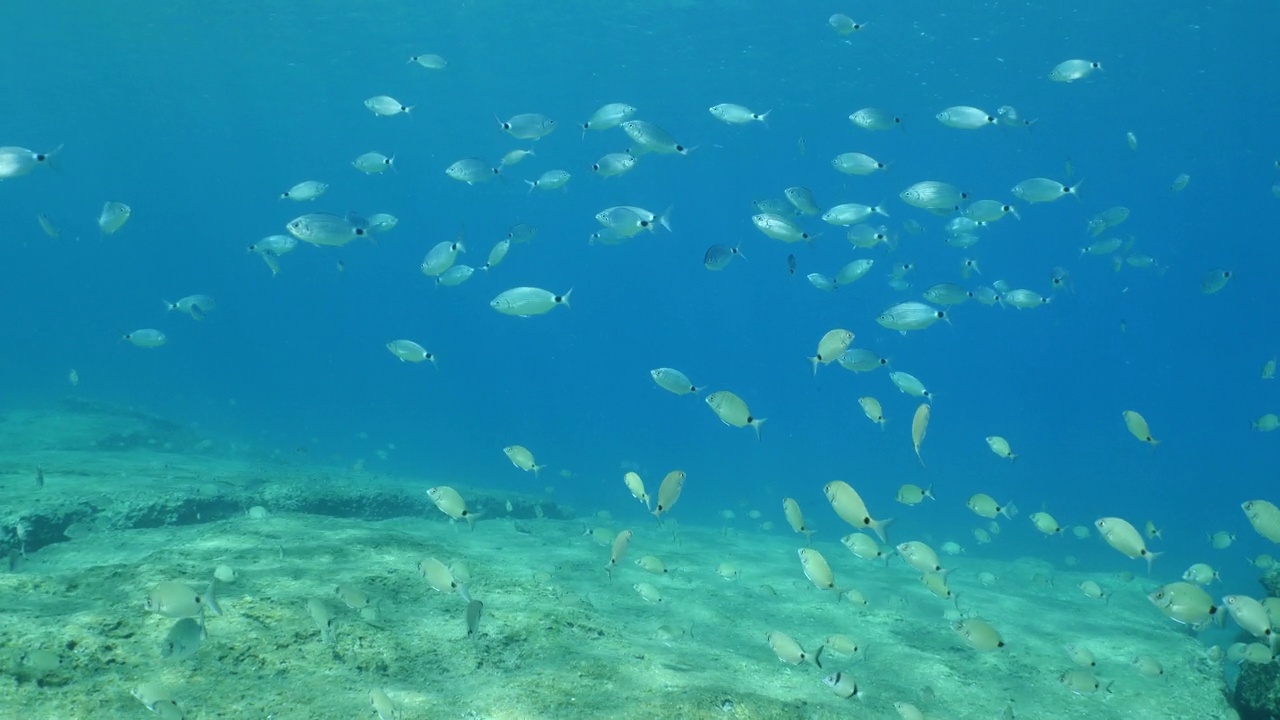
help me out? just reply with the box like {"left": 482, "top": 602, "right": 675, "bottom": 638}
{"left": 0, "top": 400, "right": 1239, "bottom": 719}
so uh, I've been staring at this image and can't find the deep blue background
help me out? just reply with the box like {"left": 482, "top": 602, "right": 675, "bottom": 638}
{"left": 2, "top": 2, "right": 1276, "bottom": 586}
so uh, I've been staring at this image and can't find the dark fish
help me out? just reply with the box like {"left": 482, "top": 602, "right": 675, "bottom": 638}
{"left": 787, "top": 254, "right": 797, "bottom": 276}
{"left": 161, "top": 617, "right": 205, "bottom": 660}
{"left": 466, "top": 599, "right": 484, "bottom": 638}
{"left": 703, "top": 244, "right": 745, "bottom": 270}
{"left": 35, "top": 467, "right": 44, "bottom": 488}
{"left": 345, "top": 211, "right": 370, "bottom": 231}
{"left": 507, "top": 223, "right": 537, "bottom": 243}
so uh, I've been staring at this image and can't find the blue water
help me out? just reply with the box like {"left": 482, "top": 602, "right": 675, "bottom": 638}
{"left": 2, "top": 2, "right": 1277, "bottom": 589}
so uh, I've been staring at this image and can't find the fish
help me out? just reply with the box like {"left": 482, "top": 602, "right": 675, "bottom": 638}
{"left": 581, "top": 103, "right": 637, "bottom": 132}
{"left": 650, "top": 367, "right": 700, "bottom": 395}
{"left": 491, "top": 287, "right": 571, "bottom": 317}
{"left": 498, "top": 113, "right": 556, "bottom": 140}
{"left": 160, "top": 617, "right": 205, "bottom": 660}
{"left": 353, "top": 151, "right": 395, "bottom": 173}
{"left": 98, "top": 201, "right": 132, "bottom": 235}
{"left": 798, "top": 548, "right": 836, "bottom": 590}
{"left": 911, "top": 404, "right": 930, "bottom": 466}
{"left": 703, "top": 243, "right": 746, "bottom": 270}
{"left": 766, "top": 631, "right": 822, "bottom": 666}
{"left": 465, "top": 600, "right": 484, "bottom": 638}
{"left": 386, "top": 340, "right": 435, "bottom": 364}
{"left": 623, "top": 472, "right": 650, "bottom": 510}
{"left": 705, "top": 390, "right": 765, "bottom": 439}
{"left": 985, "top": 436, "right": 1017, "bottom": 461}
{"left": 0, "top": 145, "right": 61, "bottom": 179}
{"left": 426, "top": 486, "right": 475, "bottom": 530}
{"left": 824, "top": 481, "right": 891, "bottom": 542}
{"left": 1096, "top": 517, "right": 1161, "bottom": 572}
{"left": 280, "top": 180, "right": 328, "bottom": 201}
{"left": 1122, "top": 410, "right": 1159, "bottom": 445}
{"left": 708, "top": 103, "right": 771, "bottom": 125}
{"left": 782, "top": 498, "right": 814, "bottom": 542}
{"left": 287, "top": 212, "right": 367, "bottom": 247}
{"left": 606, "top": 530, "right": 633, "bottom": 573}
{"left": 652, "top": 470, "right": 686, "bottom": 518}
{"left": 408, "top": 53, "right": 447, "bottom": 69}
{"left": 370, "top": 689, "right": 399, "bottom": 720}
{"left": 307, "top": 598, "right": 336, "bottom": 643}
{"left": 810, "top": 329, "right": 854, "bottom": 374}
{"left": 122, "top": 329, "right": 166, "bottom": 349}
{"left": 1049, "top": 59, "right": 1103, "bottom": 82}
{"left": 896, "top": 484, "right": 933, "bottom": 505}
{"left": 502, "top": 445, "right": 545, "bottom": 477}
{"left": 859, "top": 397, "right": 886, "bottom": 428}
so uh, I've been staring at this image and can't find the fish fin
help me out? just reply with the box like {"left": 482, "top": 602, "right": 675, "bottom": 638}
{"left": 871, "top": 517, "right": 893, "bottom": 544}
{"left": 752, "top": 417, "right": 767, "bottom": 441}
{"left": 202, "top": 580, "right": 222, "bottom": 617}
{"left": 812, "top": 644, "right": 824, "bottom": 669}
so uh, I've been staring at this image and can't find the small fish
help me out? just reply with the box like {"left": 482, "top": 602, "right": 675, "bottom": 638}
{"left": 581, "top": 103, "right": 637, "bottom": 133}
{"left": 526, "top": 169, "right": 571, "bottom": 192}
{"left": 810, "top": 329, "right": 854, "bottom": 375}
{"left": 353, "top": 151, "right": 395, "bottom": 174}
{"left": 705, "top": 390, "right": 765, "bottom": 439}
{"left": 1049, "top": 59, "right": 1103, "bottom": 82}
{"left": 490, "top": 287, "right": 571, "bottom": 317}
{"left": 951, "top": 618, "right": 1005, "bottom": 651}
{"left": 408, "top": 53, "right": 447, "bottom": 69}
{"left": 786, "top": 254, "right": 797, "bottom": 276}
{"left": 1170, "top": 173, "right": 1191, "bottom": 192}
{"left": 1200, "top": 269, "right": 1232, "bottom": 294}
{"left": 858, "top": 397, "right": 886, "bottom": 428}
{"left": 426, "top": 486, "right": 475, "bottom": 530}
{"left": 280, "top": 180, "right": 328, "bottom": 201}
{"left": 1122, "top": 410, "right": 1159, "bottom": 445}
{"left": 98, "top": 201, "right": 132, "bottom": 235}
{"left": 498, "top": 113, "right": 556, "bottom": 140}
{"left": 36, "top": 213, "right": 60, "bottom": 238}
{"left": 386, "top": 339, "right": 435, "bottom": 364}
{"left": 606, "top": 530, "right": 633, "bottom": 573}
{"left": 910, "top": 404, "right": 930, "bottom": 467}
{"left": 123, "top": 329, "right": 167, "bottom": 349}
{"left": 782, "top": 498, "right": 815, "bottom": 542}
{"left": 503, "top": 445, "right": 545, "bottom": 477}
{"left": 161, "top": 617, "right": 205, "bottom": 660}
{"left": 307, "top": 598, "right": 336, "bottom": 643}
{"left": 766, "top": 631, "right": 822, "bottom": 666}
{"left": 650, "top": 368, "right": 700, "bottom": 395}
{"left": 823, "top": 671, "right": 863, "bottom": 699}
{"left": 703, "top": 243, "right": 746, "bottom": 270}
{"left": 370, "top": 689, "right": 399, "bottom": 720}
{"left": 985, "top": 436, "right": 1017, "bottom": 461}
{"left": 896, "top": 483, "right": 933, "bottom": 505}
{"left": 445, "top": 158, "right": 498, "bottom": 184}
{"left": 34, "top": 466, "right": 44, "bottom": 488}
{"left": 708, "top": 103, "right": 771, "bottom": 126}
{"left": 465, "top": 599, "right": 484, "bottom": 638}
{"left": 1096, "top": 517, "right": 1161, "bottom": 572}
{"left": 652, "top": 470, "right": 686, "bottom": 519}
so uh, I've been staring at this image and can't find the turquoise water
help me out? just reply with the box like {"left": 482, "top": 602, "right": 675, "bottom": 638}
{"left": 2, "top": 2, "right": 1277, "bottom": 715}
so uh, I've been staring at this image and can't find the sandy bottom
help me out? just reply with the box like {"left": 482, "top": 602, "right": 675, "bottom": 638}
{"left": 0, "top": 402, "right": 1238, "bottom": 719}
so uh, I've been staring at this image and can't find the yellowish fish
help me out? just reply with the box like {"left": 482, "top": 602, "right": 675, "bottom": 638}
{"left": 911, "top": 403, "right": 930, "bottom": 467}
{"left": 858, "top": 396, "right": 885, "bottom": 428}
{"left": 1122, "top": 410, "right": 1159, "bottom": 445}
{"left": 896, "top": 483, "right": 933, "bottom": 505}
{"left": 652, "top": 470, "right": 686, "bottom": 519}
{"left": 824, "top": 480, "right": 892, "bottom": 542}
{"left": 623, "top": 471, "right": 650, "bottom": 510}
{"left": 810, "top": 328, "right": 854, "bottom": 375}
